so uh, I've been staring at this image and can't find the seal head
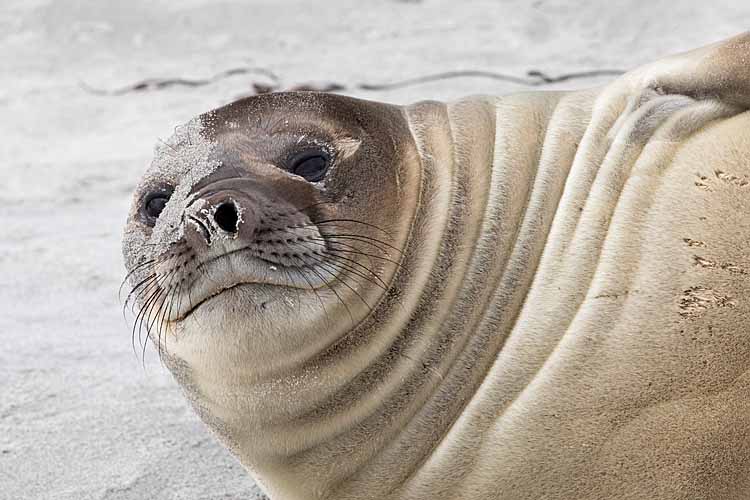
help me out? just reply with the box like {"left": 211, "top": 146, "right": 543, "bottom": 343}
{"left": 122, "top": 93, "right": 419, "bottom": 380}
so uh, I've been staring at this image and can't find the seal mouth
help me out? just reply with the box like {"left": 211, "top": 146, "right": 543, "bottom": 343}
{"left": 177, "top": 281, "right": 250, "bottom": 321}
{"left": 168, "top": 249, "right": 335, "bottom": 322}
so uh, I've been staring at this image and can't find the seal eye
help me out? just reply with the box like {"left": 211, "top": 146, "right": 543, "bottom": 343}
{"left": 143, "top": 189, "right": 173, "bottom": 223}
{"left": 289, "top": 150, "right": 330, "bottom": 182}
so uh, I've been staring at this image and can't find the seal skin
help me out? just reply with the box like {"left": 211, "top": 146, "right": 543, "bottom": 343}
{"left": 123, "top": 33, "right": 750, "bottom": 500}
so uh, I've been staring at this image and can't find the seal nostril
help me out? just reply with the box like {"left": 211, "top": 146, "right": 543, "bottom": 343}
{"left": 214, "top": 202, "right": 239, "bottom": 233}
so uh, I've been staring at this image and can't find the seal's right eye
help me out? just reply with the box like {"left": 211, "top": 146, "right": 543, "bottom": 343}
{"left": 143, "top": 189, "right": 173, "bottom": 223}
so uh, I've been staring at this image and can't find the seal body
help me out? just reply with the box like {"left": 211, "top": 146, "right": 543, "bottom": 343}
{"left": 123, "top": 33, "right": 750, "bottom": 499}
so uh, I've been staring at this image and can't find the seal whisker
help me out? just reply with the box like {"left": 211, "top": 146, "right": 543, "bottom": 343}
{"left": 119, "top": 258, "right": 156, "bottom": 301}
{"left": 177, "top": 280, "right": 187, "bottom": 324}
{"left": 313, "top": 218, "right": 394, "bottom": 238}
{"left": 135, "top": 286, "right": 166, "bottom": 364}
{"left": 122, "top": 248, "right": 184, "bottom": 312}
{"left": 123, "top": 274, "right": 158, "bottom": 320}
{"left": 310, "top": 237, "right": 382, "bottom": 270}
{"left": 143, "top": 277, "right": 174, "bottom": 363}
{"left": 132, "top": 268, "right": 177, "bottom": 359}
{"left": 321, "top": 233, "right": 403, "bottom": 256}
{"left": 130, "top": 275, "right": 165, "bottom": 356}
{"left": 142, "top": 274, "right": 173, "bottom": 347}
{"left": 140, "top": 297, "right": 161, "bottom": 367}
{"left": 124, "top": 268, "right": 157, "bottom": 297}
{"left": 317, "top": 250, "right": 390, "bottom": 291}
{"left": 158, "top": 281, "right": 181, "bottom": 359}
{"left": 327, "top": 263, "right": 387, "bottom": 297}
{"left": 152, "top": 291, "right": 169, "bottom": 359}
{"left": 274, "top": 234, "right": 385, "bottom": 289}
{"left": 122, "top": 276, "right": 156, "bottom": 328}
{"left": 310, "top": 258, "right": 376, "bottom": 312}
{"left": 321, "top": 240, "right": 401, "bottom": 268}
{"left": 305, "top": 262, "right": 355, "bottom": 323}
{"left": 183, "top": 278, "right": 201, "bottom": 326}
{"left": 264, "top": 224, "right": 398, "bottom": 271}
{"left": 130, "top": 273, "right": 163, "bottom": 306}
{"left": 299, "top": 234, "right": 393, "bottom": 275}
{"left": 155, "top": 270, "right": 181, "bottom": 358}
{"left": 294, "top": 266, "right": 332, "bottom": 327}
{"left": 173, "top": 275, "right": 185, "bottom": 326}
{"left": 311, "top": 226, "right": 401, "bottom": 251}
{"left": 123, "top": 271, "right": 163, "bottom": 315}
{"left": 126, "top": 254, "right": 175, "bottom": 306}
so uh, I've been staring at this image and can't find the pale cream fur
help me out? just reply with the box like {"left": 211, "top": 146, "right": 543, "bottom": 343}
{"left": 136, "top": 33, "right": 750, "bottom": 499}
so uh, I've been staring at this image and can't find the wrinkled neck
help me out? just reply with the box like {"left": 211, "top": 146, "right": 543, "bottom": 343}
{"left": 187, "top": 95, "right": 569, "bottom": 499}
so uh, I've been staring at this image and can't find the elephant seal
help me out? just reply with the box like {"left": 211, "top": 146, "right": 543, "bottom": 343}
{"left": 122, "top": 33, "right": 750, "bottom": 500}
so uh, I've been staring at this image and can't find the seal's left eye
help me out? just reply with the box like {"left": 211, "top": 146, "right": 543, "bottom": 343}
{"left": 289, "top": 150, "right": 330, "bottom": 183}
{"left": 143, "top": 189, "right": 173, "bottom": 223}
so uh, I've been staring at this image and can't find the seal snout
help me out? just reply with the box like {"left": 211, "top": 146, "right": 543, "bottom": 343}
{"left": 184, "top": 188, "right": 258, "bottom": 247}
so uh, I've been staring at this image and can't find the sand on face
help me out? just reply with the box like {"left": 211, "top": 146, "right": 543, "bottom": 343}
{"left": 2, "top": 1, "right": 749, "bottom": 498}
